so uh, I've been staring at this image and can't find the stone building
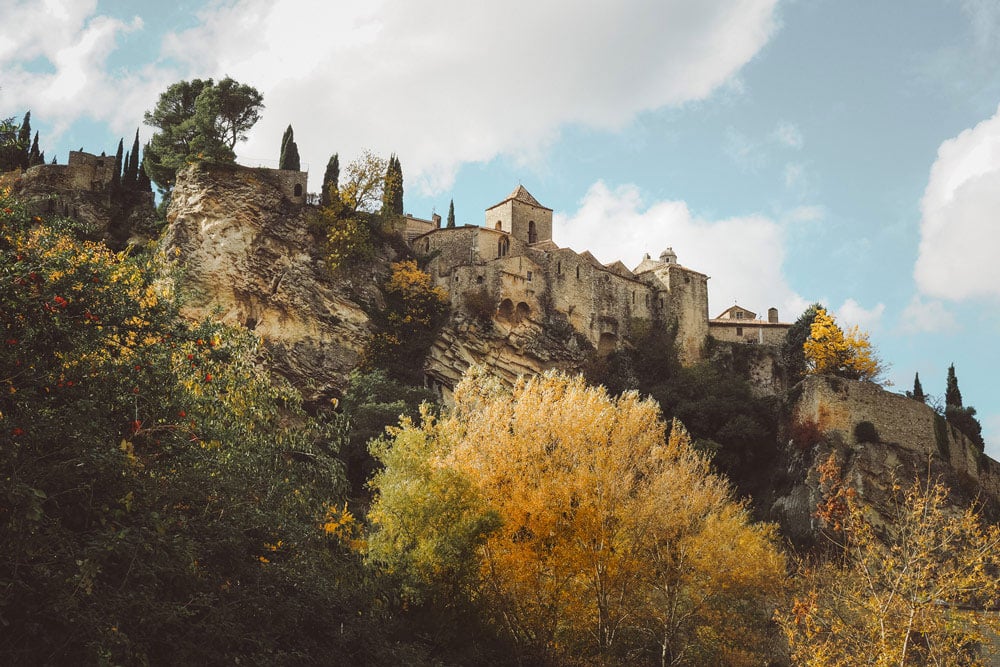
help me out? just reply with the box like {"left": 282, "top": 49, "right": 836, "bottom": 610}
{"left": 709, "top": 304, "right": 790, "bottom": 346}
{"left": 412, "top": 185, "right": 712, "bottom": 365}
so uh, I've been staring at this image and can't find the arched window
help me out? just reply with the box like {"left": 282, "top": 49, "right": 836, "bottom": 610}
{"left": 294, "top": 183, "right": 303, "bottom": 197}
{"left": 497, "top": 237, "right": 509, "bottom": 258}
{"left": 495, "top": 221, "right": 503, "bottom": 230}
{"left": 528, "top": 220, "right": 537, "bottom": 244}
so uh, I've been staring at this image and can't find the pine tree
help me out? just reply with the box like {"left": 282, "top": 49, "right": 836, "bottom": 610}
{"left": 278, "top": 125, "right": 300, "bottom": 171}
{"left": 126, "top": 129, "right": 140, "bottom": 189}
{"left": 945, "top": 364, "right": 962, "bottom": 408}
{"left": 112, "top": 139, "right": 124, "bottom": 191}
{"left": 447, "top": 199, "right": 455, "bottom": 228}
{"left": 321, "top": 153, "right": 339, "bottom": 206}
{"left": 911, "top": 372, "right": 924, "bottom": 403}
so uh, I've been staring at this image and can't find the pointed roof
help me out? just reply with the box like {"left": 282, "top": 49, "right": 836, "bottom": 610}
{"left": 486, "top": 185, "right": 553, "bottom": 211}
{"left": 603, "top": 260, "right": 635, "bottom": 279}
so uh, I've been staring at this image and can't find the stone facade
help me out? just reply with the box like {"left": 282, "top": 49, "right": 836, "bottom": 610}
{"left": 709, "top": 305, "right": 791, "bottom": 346}
{"left": 412, "top": 186, "right": 716, "bottom": 383}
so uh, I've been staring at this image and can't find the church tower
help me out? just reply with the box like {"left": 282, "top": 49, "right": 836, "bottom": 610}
{"left": 484, "top": 185, "right": 553, "bottom": 245}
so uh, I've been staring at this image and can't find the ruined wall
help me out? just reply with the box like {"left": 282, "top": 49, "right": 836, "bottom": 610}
{"left": 792, "top": 376, "right": 999, "bottom": 498}
{"left": 250, "top": 167, "right": 307, "bottom": 204}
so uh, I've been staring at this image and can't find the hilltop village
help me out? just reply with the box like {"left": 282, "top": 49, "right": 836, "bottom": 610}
{"left": 405, "top": 184, "right": 790, "bottom": 364}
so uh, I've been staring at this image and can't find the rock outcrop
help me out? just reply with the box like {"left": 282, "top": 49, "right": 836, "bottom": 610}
{"left": 163, "top": 164, "right": 382, "bottom": 405}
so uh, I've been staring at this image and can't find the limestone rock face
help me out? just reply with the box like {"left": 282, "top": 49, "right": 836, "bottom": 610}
{"left": 163, "top": 164, "right": 381, "bottom": 404}
{"left": 425, "top": 313, "right": 589, "bottom": 401}
{"left": 770, "top": 376, "right": 1000, "bottom": 542}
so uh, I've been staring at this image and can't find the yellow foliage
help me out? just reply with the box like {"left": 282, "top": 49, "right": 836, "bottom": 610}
{"left": 777, "top": 456, "right": 1000, "bottom": 666}
{"left": 369, "top": 368, "right": 786, "bottom": 664}
{"left": 804, "top": 308, "right": 888, "bottom": 384}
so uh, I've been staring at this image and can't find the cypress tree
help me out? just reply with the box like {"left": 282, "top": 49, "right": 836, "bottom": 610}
{"left": 447, "top": 199, "right": 455, "bottom": 228}
{"left": 278, "top": 125, "right": 300, "bottom": 171}
{"left": 945, "top": 364, "right": 962, "bottom": 409}
{"left": 321, "top": 153, "right": 339, "bottom": 206}
{"left": 911, "top": 372, "right": 924, "bottom": 403}
{"left": 127, "top": 129, "right": 140, "bottom": 189}
{"left": 112, "top": 139, "right": 124, "bottom": 191}
{"left": 381, "top": 154, "right": 403, "bottom": 216}
{"left": 28, "top": 132, "right": 42, "bottom": 167}
{"left": 17, "top": 111, "right": 31, "bottom": 169}
{"left": 122, "top": 150, "right": 131, "bottom": 188}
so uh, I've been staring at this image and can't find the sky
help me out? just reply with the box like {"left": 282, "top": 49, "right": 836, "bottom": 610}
{"left": 2, "top": 0, "right": 999, "bottom": 457}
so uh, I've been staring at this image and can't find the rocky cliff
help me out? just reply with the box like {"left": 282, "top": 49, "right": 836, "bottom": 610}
{"left": 163, "top": 164, "right": 382, "bottom": 405}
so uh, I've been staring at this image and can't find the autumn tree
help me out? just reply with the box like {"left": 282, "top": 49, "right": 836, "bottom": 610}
{"left": 367, "top": 369, "right": 786, "bottom": 665}
{"left": 338, "top": 150, "right": 387, "bottom": 213}
{"left": 803, "top": 307, "right": 888, "bottom": 385}
{"left": 777, "top": 454, "right": 1000, "bottom": 666}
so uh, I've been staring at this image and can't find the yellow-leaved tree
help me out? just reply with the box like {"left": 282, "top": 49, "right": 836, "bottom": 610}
{"left": 776, "top": 454, "right": 1000, "bottom": 666}
{"left": 803, "top": 307, "right": 888, "bottom": 384}
{"left": 367, "top": 368, "right": 786, "bottom": 666}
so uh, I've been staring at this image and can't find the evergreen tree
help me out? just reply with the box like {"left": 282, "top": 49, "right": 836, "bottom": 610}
{"left": 126, "top": 129, "right": 140, "bottom": 189}
{"left": 122, "top": 150, "right": 130, "bottom": 189}
{"left": 321, "top": 153, "right": 339, "bottom": 206}
{"left": 278, "top": 125, "right": 300, "bottom": 171}
{"left": 112, "top": 139, "right": 124, "bottom": 191}
{"left": 944, "top": 364, "right": 985, "bottom": 452}
{"left": 381, "top": 154, "right": 403, "bottom": 216}
{"left": 945, "top": 364, "right": 962, "bottom": 409}
{"left": 16, "top": 111, "right": 31, "bottom": 168}
{"left": 911, "top": 372, "right": 924, "bottom": 403}
{"left": 447, "top": 199, "right": 455, "bottom": 228}
{"left": 28, "top": 132, "right": 42, "bottom": 167}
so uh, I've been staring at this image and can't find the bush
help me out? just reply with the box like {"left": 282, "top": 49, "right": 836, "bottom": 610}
{"left": 853, "top": 420, "right": 879, "bottom": 444}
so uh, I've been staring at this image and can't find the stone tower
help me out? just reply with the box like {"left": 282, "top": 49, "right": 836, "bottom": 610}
{"left": 484, "top": 185, "right": 553, "bottom": 245}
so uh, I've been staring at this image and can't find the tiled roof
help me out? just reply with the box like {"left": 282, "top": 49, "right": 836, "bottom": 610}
{"left": 487, "top": 185, "right": 553, "bottom": 211}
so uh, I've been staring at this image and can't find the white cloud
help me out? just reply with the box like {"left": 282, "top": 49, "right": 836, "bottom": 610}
{"left": 159, "top": 0, "right": 779, "bottom": 192}
{"left": 3, "top": 1, "right": 779, "bottom": 191}
{"left": 0, "top": 1, "right": 150, "bottom": 138}
{"left": 899, "top": 295, "right": 959, "bottom": 334}
{"left": 835, "top": 298, "right": 884, "bottom": 331}
{"left": 915, "top": 103, "right": 1000, "bottom": 300}
{"left": 772, "top": 121, "right": 803, "bottom": 149}
{"left": 552, "top": 181, "right": 805, "bottom": 318}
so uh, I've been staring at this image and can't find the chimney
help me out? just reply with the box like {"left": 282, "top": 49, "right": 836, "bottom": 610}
{"left": 432, "top": 213, "right": 442, "bottom": 228}
{"left": 768, "top": 307, "right": 779, "bottom": 323}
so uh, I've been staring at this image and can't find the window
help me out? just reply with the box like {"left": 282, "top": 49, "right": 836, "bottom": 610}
{"left": 526, "top": 271, "right": 533, "bottom": 282}
{"left": 495, "top": 221, "right": 503, "bottom": 230}
{"left": 293, "top": 183, "right": 303, "bottom": 197}
{"left": 497, "top": 237, "right": 509, "bottom": 258}
{"left": 736, "top": 327, "right": 743, "bottom": 336}
{"left": 576, "top": 266, "right": 580, "bottom": 280}
{"left": 735, "top": 311, "right": 744, "bottom": 320}
{"left": 528, "top": 220, "right": 537, "bottom": 244}
{"left": 557, "top": 261, "right": 562, "bottom": 275}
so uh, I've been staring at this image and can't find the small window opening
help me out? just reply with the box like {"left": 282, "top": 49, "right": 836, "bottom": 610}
{"left": 576, "top": 266, "right": 580, "bottom": 280}
{"left": 528, "top": 220, "right": 537, "bottom": 244}
{"left": 495, "top": 221, "right": 503, "bottom": 230}
{"left": 527, "top": 271, "right": 533, "bottom": 282}
{"left": 736, "top": 327, "right": 743, "bottom": 337}
{"left": 293, "top": 183, "right": 303, "bottom": 197}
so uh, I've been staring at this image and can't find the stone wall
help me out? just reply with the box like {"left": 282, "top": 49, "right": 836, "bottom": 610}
{"left": 650, "top": 264, "right": 710, "bottom": 364}
{"left": 792, "top": 376, "right": 1000, "bottom": 498}
{"left": 709, "top": 320, "right": 790, "bottom": 346}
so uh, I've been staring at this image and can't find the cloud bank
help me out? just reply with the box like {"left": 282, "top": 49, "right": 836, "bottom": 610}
{"left": 3, "top": 0, "right": 779, "bottom": 192}
{"left": 915, "top": 104, "right": 1000, "bottom": 300}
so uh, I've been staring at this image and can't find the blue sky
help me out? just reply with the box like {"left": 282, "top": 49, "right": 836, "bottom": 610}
{"left": 3, "top": 0, "right": 999, "bottom": 457}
